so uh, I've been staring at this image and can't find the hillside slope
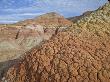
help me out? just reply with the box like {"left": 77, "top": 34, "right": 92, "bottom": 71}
{"left": 1, "top": 2, "right": 110, "bottom": 82}
{"left": 0, "top": 12, "right": 72, "bottom": 62}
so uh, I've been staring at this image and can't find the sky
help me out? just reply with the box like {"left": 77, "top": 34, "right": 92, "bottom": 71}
{"left": 0, "top": 0, "right": 108, "bottom": 24}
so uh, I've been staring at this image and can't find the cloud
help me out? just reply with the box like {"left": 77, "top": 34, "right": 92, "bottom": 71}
{"left": 11, "top": 12, "right": 44, "bottom": 16}
{"left": 17, "top": 13, "right": 44, "bottom": 16}
{"left": 0, "top": 12, "right": 44, "bottom": 24}
{"left": 0, "top": 20, "right": 18, "bottom": 24}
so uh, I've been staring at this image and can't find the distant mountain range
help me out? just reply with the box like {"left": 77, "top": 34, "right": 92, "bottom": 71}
{"left": 67, "top": 11, "right": 92, "bottom": 23}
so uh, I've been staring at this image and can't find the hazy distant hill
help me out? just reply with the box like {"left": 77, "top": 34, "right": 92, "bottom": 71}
{"left": 16, "top": 12, "right": 72, "bottom": 27}
{"left": 67, "top": 11, "right": 92, "bottom": 23}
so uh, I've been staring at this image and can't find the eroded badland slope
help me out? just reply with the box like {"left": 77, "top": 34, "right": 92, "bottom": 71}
{"left": 1, "top": 2, "right": 110, "bottom": 82}
{"left": 0, "top": 12, "right": 72, "bottom": 62}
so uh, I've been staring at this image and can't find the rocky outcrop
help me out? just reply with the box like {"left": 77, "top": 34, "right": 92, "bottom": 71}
{"left": 1, "top": 2, "right": 110, "bottom": 82}
{"left": 0, "top": 25, "right": 43, "bottom": 62}
{"left": 0, "top": 12, "right": 72, "bottom": 62}
{"left": 0, "top": 24, "right": 69, "bottom": 80}
{"left": 0, "top": 25, "right": 64, "bottom": 62}
{"left": 0, "top": 15, "right": 74, "bottom": 81}
{"left": 16, "top": 12, "right": 72, "bottom": 27}
{"left": 68, "top": 2, "right": 110, "bottom": 39}
{"left": 1, "top": 30, "right": 110, "bottom": 82}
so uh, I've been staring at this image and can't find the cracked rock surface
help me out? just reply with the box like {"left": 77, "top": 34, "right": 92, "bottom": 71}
{"left": 1, "top": 31, "right": 110, "bottom": 82}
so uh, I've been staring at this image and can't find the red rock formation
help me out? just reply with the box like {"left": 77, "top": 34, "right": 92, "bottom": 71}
{"left": 1, "top": 3, "right": 110, "bottom": 82}
{"left": 17, "top": 12, "right": 72, "bottom": 27}
{"left": 0, "top": 25, "right": 44, "bottom": 62}
{"left": 0, "top": 12, "right": 72, "bottom": 62}
{"left": 1, "top": 31, "right": 110, "bottom": 82}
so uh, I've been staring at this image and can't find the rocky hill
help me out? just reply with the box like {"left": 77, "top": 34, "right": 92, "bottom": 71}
{"left": 68, "top": 2, "right": 110, "bottom": 40}
{"left": 0, "top": 12, "right": 72, "bottom": 62}
{"left": 16, "top": 12, "right": 72, "bottom": 27}
{"left": 0, "top": 2, "right": 110, "bottom": 82}
{"left": 68, "top": 11, "right": 92, "bottom": 23}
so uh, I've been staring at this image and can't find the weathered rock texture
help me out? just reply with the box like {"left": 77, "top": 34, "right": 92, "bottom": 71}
{"left": 0, "top": 12, "right": 72, "bottom": 79}
{"left": 1, "top": 2, "right": 110, "bottom": 82}
{"left": 0, "top": 13, "right": 72, "bottom": 62}
{"left": 0, "top": 25, "right": 43, "bottom": 62}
